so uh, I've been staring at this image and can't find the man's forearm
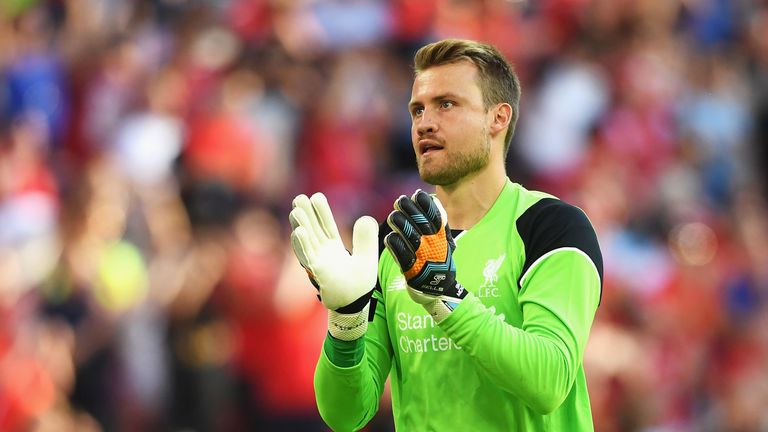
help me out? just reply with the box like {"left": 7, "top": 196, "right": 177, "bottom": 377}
{"left": 315, "top": 337, "right": 387, "bottom": 431}
{"left": 438, "top": 293, "right": 584, "bottom": 414}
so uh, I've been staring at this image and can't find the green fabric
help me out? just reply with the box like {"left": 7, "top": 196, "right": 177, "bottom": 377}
{"left": 324, "top": 333, "right": 366, "bottom": 368}
{"left": 315, "top": 180, "right": 601, "bottom": 431}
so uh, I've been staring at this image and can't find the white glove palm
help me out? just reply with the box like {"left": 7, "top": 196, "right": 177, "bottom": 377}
{"left": 289, "top": 193, "right": 378, "bottom": 340}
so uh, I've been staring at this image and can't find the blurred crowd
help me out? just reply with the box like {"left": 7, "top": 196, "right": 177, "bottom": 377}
{"left": 1, "top": 0, "right": 767, "bottom": 431}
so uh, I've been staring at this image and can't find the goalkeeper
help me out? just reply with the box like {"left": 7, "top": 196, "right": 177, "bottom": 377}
{"left": 289, "top": 39, "right": 603, "bottom": 431}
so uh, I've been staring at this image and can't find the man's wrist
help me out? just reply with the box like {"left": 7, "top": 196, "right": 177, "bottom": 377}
{"left": 324, "top": 332, "right": 366, "bottom": 367}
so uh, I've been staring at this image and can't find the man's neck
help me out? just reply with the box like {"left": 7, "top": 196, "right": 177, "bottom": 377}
{"left": 435, "top": 161, "right": 507, "bottom": 230}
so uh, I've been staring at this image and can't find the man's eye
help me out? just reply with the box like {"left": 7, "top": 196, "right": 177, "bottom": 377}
{"left": 412, "top": 107, "right": 424, "bottom": 116}
{"left": 441, "top": 101, "right": 454, "bottom": 109}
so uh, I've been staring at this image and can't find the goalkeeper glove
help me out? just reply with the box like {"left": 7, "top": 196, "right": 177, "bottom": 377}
{"left": 289, "top": 193, "right": 378, "bottom": 341}
{"left": 384, "top": 190, "right": 467, "bottom": 320}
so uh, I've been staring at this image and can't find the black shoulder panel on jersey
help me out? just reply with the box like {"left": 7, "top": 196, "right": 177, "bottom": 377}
{"left": 516, "top": 198, "right": 603, "bottom": 300}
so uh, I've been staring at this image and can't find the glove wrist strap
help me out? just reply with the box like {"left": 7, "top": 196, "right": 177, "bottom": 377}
{"left": 328, "top": 304, "right": 370, "bottom": 341}
{"left": 423, "top": 298, "right": 454, "bottom": 323}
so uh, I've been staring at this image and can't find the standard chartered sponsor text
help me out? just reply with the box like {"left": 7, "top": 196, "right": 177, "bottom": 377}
{"left": 396, "top": 312, "right": 462, "bottom": 353}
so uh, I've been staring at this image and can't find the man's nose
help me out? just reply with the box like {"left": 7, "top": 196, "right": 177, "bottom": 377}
{"left": 416, "top": 110, "right": 438, "bottom": 136}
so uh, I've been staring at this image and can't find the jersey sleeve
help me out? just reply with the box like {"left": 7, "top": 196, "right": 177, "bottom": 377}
{"left": 313, "top": 223, "right": 395, "bottom": 431}
{"left": 438, "top": 199, "right": 602, "bottom": 414}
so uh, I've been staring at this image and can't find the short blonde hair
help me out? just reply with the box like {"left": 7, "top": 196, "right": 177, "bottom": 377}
{"left": 414, "top": 39, "right": 521, "bottom": 155}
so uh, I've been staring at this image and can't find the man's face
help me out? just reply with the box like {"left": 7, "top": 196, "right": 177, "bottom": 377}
{"left": 409, "top": 61, "right": 491, "bottom": 186}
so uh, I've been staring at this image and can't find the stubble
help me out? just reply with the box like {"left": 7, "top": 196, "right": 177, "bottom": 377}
{"left": 417, "top": 130, "right": 491, "bottom": 186}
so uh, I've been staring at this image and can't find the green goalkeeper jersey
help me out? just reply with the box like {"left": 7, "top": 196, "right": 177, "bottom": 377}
{"left": 315, "top": 179, "right": 603, "bottom": 431}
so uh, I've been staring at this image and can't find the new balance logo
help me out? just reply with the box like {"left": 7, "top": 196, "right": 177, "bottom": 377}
{"left": 387, "top": 276, "right": 406, "bottom": 291}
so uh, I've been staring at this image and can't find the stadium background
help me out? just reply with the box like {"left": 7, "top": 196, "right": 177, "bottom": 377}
{"left": 1, "top": 0, "right": 767, "bottom": 430}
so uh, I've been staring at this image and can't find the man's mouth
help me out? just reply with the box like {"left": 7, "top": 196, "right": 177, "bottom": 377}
{"left": 419, "top": 139, "right": 444, "bottom": 155}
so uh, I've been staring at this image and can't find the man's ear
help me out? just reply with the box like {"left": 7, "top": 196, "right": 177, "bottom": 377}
{"left": 489, "top": 103, "right": 512, "bottom": 137}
